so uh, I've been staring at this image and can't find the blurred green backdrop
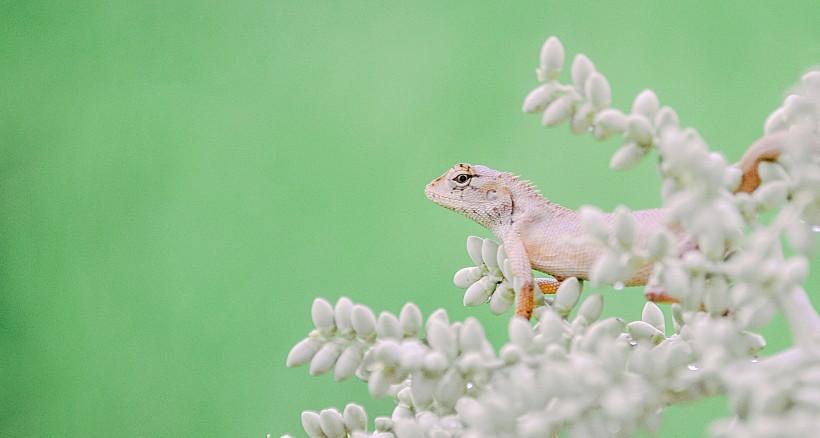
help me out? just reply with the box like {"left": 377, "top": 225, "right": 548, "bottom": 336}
{"left": 2, "top": 1, "right": 820, "bottom": 436}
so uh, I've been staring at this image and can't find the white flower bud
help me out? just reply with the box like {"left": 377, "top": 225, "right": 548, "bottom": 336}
{"left": 571, "top": 53, "right": 596, "bottom": 90}
{"left": 654, "top": 106, "right": 679, "bottom": 134}
{"left": 334, "top": 347, "right": 362, "bottom": 382}
{"left": 435, "top": 369, "right": 466, "bottom": 410}
{"left": 423, "top": 351, "right": 449, "bottom": 376}
{"left": 481, "top": 238, "right": 500, "bottom": 269}
{"left": 377, "top": 312, "right": 402, "bottom": 340}
{"left": 301, "top": 411, "right": 326, "bottom": 438}
{"left": 783, "top": 94, "right": 815, "bottom": 122}
{"left": 585, "top": 72, "right": 611, "bottom": 108}
{"left": 541, "top": 94, "right": 575, "bottom": 126}
{"left": 632, "top": 89, "right": 660, "bottom": 118}
{"left": 343, "top": 403, "right": 368, "bottom": 432}
{"left": 579, "top": 206, "right": 609, "bottom": 242}
{"left": 287, "top": 338, "right": 322, "bottom": 367}
{"left": 764, "top": 107, "right": 788, "bottom": 134}
{"left": 312, "top": 298, "right": 336, "bottom": 333}
{"left": 426, "top": 308, "right": 450, "bottom": 327}
{"left": 453, "top": 266, "right": 482, "bottom": 288}
{"left": 627, "top": 114, "right": 654, "bottom": 146}
{"left": 509, "top": 316, "right": 534, "bottom": 348}
{"left": 663, "top": 265, "right": 690, "bottom": 298}
{"left": 593, "top": 108, "right": 627, "bottom": 140}
{"left": 352, "top": 305, "right": 377, "bottom": 341}
{"left": 399, "top": 339, "right": 425, "bottom": 371}
{"left": 394, "top": 420, "right": 423, "bottom": 438}
{"left": 590, "top": 251, "right": 622, "bottom": 286}
{"left": 459, "top": 317, "right": 486, "bottom": 352}
{"left": 539, "top": 36, "right": 565, "bottom": 81}
{"left": 554, "top": 277, "right": 581, "bottom": 317}
{"left": 753, "top": 180, "right": 789, "bottom": 210}
{"left": 310, "top": 343, "right": 342, "bottom": 376}
{"left": 577, "top": 294, "right": 603, "bottom": 322}
{"left": 463, "top": 276, "right": 495, "bottom": 307}
{"left": 500, "top": 344, "right": 523, "bottom": 364}
{"left": 627, "top": 320, "right": 665, "bottom": 345}
{"left": 648, "top": 230, "right": 674, "bottom": 260}
{"left": 786, "top": 221, "right": 816, "bottom": 255}
{"left": 334, "top": 297, "right": 354, "bottom": 333}
{"left": 367, "top": 369, "right": 391, "bottom": 398}
{"left": 571, "top": 101, "right": 595, "bottom": 134}
{"left": 375, "top": 340, "right": 402, "bottom": 368}
{"left": 374, "top": 417, "right": 394, "bottom": 432}
{"left": 427, "top": 320, "right": 457, "bottom": 359}
{"left": 783, "top": 256, "right": 809, "bottom": 285}
{"left": 671, "top": 303, "right": 684, "bottom": 333}
{"left": 522, "top": 83, "right": 558, "bottom": 113}
{"left": 319, "top": 408, "right": 346, "bottom": 438}
{"left": 399, "top": 302, "right": 423, "bottom": 338}
{"left": 614, "top": 206, "right": 635, "bottom": 248}
{"left": 466, "top": 236, "right": 485, "bottom": 266}
{"left": 410, "top": 373, "right": 436, "bottom": 408}
{"left": 609, "top": 142, "right": 646, "bottom": 170}
{"left": 641, "top": 302, "right": 665, "bottom": 332}
{"left": 489, "top": 284, "right": 515, "bottom": 315}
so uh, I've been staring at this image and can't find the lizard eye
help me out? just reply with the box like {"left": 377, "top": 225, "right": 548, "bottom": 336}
{"left": 453, "top": 173, "right": 472, "bottom": 185}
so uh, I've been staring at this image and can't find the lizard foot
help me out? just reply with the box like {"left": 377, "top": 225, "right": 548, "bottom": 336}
{"left": 515, "top": 282, "right": 534, "bottom": 320}
{"left": 535, "top": 277, "right": 561, "bottom": 294}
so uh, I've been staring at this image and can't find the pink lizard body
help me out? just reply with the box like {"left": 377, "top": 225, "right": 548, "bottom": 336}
{"left": 425, "top": 133, "right": 789, "bottom": 319}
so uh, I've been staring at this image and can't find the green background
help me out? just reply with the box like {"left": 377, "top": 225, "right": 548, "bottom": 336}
{"left": 2, "top": 2, "right": 820, "bottom": 436}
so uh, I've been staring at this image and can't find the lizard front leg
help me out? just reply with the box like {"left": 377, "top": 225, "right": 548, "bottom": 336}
{"left": 502, "top": 232, "right": 536, "bottom": 319}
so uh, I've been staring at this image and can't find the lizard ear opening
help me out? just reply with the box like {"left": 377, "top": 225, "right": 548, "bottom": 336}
{"left": 486, "top": 189, "right": 498, "bottom": 201}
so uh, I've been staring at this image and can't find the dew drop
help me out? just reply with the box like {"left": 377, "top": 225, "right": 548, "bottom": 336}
{"left": 614, "top": 281, "right": 625, "bottom": 291}
{"left": 813, "top": 225, "right": 820, "bottom": 233}
{"left": 687, "top": 364, "right": 699, "bottom": 371}
{"left": 628, "top": 340, "right": 638, "bottom": 347}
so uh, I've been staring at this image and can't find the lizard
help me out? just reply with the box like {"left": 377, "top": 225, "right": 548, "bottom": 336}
{"left": 425, "top": 132, "right": 790, "bottom": 319}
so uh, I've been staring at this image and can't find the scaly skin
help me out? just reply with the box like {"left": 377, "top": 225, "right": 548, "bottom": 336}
{"left": 425, "top": 133, "right": 789, "bottom": 319}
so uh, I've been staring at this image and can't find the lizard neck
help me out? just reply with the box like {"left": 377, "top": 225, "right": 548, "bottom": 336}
{"left": 490, "top": 178, "right": 577, "bottom": 238}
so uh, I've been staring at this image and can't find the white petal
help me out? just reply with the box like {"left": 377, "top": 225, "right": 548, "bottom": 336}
{"left": 426, "top": 320, "right": 457, "bottom": 359}
{"left": 312, "top": 298, "right": 336, "bottom": 332}
{"left": 351, "top": 305, "right": 377, "bottom": 340}
{"left": 609, "top": 142, "right": 646, "bottom": 171}
{"left": 579, "top": 206, "right": 609, "bottom": 242}
{"left": 367, "top": 370, "right": 391, "bottom": 398}
{"left": 522, "top": 84, "right": 557, "bottom": 113}
{"left": 434, "top": 369, "right": 466, "bottom": 410}
{"left": 631, "top": 89, "right": 660, "bottom": 118}
{"left": 377, "top": 312, "right": 402, "bottom": 339}
{"left": 334, "top": 297, "right": 354, "bottom": 333}
{"left": 453, "top": 266, "right": 482, "bottom": 288}
{"left": 463, "top": 276, "right": 495, "bottom": 307}
{"left": 489, "top": 284, "right": 515, "bottom": 315}
{"left": 627, "top": 114, "right": 654, "bottom": 146}
{"left": 585, "top": 72, "right": 611, "bottom": 108}
{"left": 319, "top": 408, "right": 346, "bottom": 438}
{"left": 539, "top": 36, "right": 565, "bottom": 80}
{"left": 375, "top": 340, "right": 402, "bottom": 368}
{"left": 554, "top": 277, "right": 581, "bottom": 317}
{"left": 481, "top": 238, "right": 500, "bottom": 269}
{"left": 466, "top": 236, "right": 485, "bottom": 266}
{"left": 310, "top": 343, "right": 342, "bottom": 376}
{"left": 287, "top": 338, "right": 322, "bottom": 367}
{"left": 399, "top": 302, "right": 423, "bottom": 338}
{"left": 459, "top": 317, "right": 487, "bottom": 352}
{"left": 764, "top": 107, "right": 787, "bottom": 134}
{"left": 613, "top": 206, "right": 635, "bottom": 248}
{"left": 541, "top": 94, "right": 574, "bottom": 126}
{"left": 343, "top": 403, "right": 368, "bottom": 432}
{"left": 654, "top": 106, "right": 680, "bottom": 135}
{"left": 627, "top": 320, "right": 665, "bottom": 345}
{"left": 577, "top": 294, "right": 603, "bottom": 322}
{"left": 334, "top": 347, "right": 362, "bottom": 382}
{"left": 571, "top": 53, "right": 596, "bottom": 90}
{"left": 593, "top": 108, "right": 627, "bottom": 140}
{"left": 753, "top": 180, "right": 789, "bottom": 210}
{"left": 509, "top": 316, "right": 534, "bottom": 347}
{"left": 301, "top": 411, "right": 325, "bottom": 438}
{"left": 641, "top": 301, "right": 665, "bottom": 332}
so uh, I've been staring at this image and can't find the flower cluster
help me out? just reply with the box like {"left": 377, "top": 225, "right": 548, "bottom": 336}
{"left": 282, "top": 36, "right": 820, "bottom": 437}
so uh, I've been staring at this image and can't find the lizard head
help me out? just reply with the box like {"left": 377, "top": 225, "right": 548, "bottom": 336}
{"left": 425, "top": 163, "right": 514, "bottom": 229}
